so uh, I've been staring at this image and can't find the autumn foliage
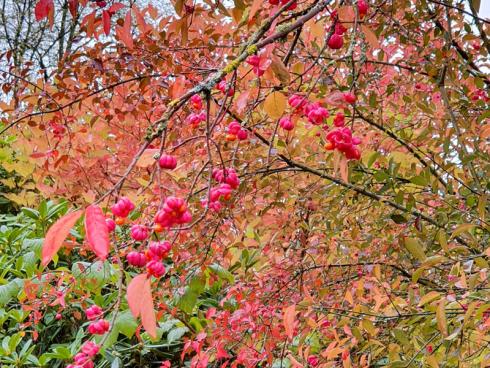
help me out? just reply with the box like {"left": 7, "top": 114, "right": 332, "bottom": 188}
{"left": 0, "top": 0, "right": 489, "bottom": 367}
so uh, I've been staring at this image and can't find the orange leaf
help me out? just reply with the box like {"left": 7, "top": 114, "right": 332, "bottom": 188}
{"left": 283, "top": 304, "right": 296, "bottom": 339}
{"left": 116, "top": 10, "right": 134, "bottom": 49}
{"left": 85, "top": 205, "right": 110, "bottom": 260}
{"left": 127, "top": 274, "right": 157, "bottom": 339}
{"left": 361, "top": 25, "right": 380, "bottom": 49}
{"left": 42, "top": 210, "right": 83, "bottom": 266}
{"left": 136, "top": 149, "right": 159, "bottom": 168}
{"left": 249, "top": 0, "right": 262, "bottom": 21}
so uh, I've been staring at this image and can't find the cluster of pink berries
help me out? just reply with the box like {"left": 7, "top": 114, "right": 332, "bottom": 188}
{"left": 111, "top": 197, "right": 135, "bottom": 218}
{"left": 187, "top": 111, "right": 206, "bottom": 127}
{"left": 212, "top": 168, "right": 240, "bottom": 189}
{"left": 126, "top": 241, "right": 171, "bottom": 277}
{"left": 304, "top": 102, "right": 329, "bottom": 125}
{"left": 287, "top": 95, "right": 330, "bottom": 126}
{"left": 190, "top": 94, "right": 203, "bottom": 110}
{"left": 158, "top": 154, "right": 177, "bottom": 169}
{"left": 328, "top": 2, "right": 368, "bottom": 49}
{"left": 202, "top": 168, "right": 240, "bottom": 212}
{"left": 284, "top": 94, "right": 362, "bottom": 159}
{"left": 84, "top": 305, "right": 110, "bottom": 336}
{"left": 471, "top": 89, "right": 489, "bottom": 102}
{"left": 66, "top": 341, "right": 100, "bottom": 368}
{"left": 246, "top": 55, "right": 267, "bottom": 76}
{"left": 217, "top": 80, "right": 234, "bottom": 96}
{"left": 325, "top": 127, "right": 362, "bottom": 160}
{"left": 154, "top": 196, "right": 193, "bottom": 228}
{"left": 226, "top": 121, "right": 248, "bottom": 141}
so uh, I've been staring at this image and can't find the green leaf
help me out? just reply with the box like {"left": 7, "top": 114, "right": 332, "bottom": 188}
{"left": 0, "top": 279, "right": 23, "bottom": 306}
{"left": 115, "top": 310, "right": 138, "bottom": 338}
{"left": 177, "top": 288, "right": 198, "bottom": 314}
{"left": 167, "top": 326, "right": 189, "bottom": 343}
{"left": 208, "top": 264, "right": 234, "bottom": 283}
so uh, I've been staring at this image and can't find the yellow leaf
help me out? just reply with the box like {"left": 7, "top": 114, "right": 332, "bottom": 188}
{"left": 404, "top": 238, "right": 427, "bottom": 261}
{"left": 463, "top": 301, "right": 478, "bottom": 327}
{"left": 263, "top": 92, "right": 286, "bottom": 120}
{"left": 422, "top": 256, "right": 446, "bottom": 267}
{"left": 437, "top": 230, "right": 448, "bottom": 253}
{"left": 270, "top": 56, "right": 290, "bottom": 85}
{"left": 436, "top": 299, "right": 448, "bottom": 336}
{"left": 451, "top": 223, "right": 476, "bottom": 238}
{"left": 426, "top": 355, "right": 439, "bottom": 368}
{"left": 418, "top": 291, "right": 441, "bottom": 307}
{"left": 344, "top": 290, "right": 354, "bottom": 305}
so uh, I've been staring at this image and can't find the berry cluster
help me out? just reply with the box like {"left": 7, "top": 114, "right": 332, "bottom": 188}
{"left": 226, "top": 121, "right": 248, "bottom": 141}
{"left": 325, "top": 127, "right": 362, "bottom": 160}
{"left": 217, "top": 80, "right": 234, "bottom": 96}
{"left": 66, "top": 341, "right": 100, "bottom": 368}
{"left": 246, "top": 55, "right": 267, "bottom": 76}
{"left": 187, "top": 111, "right": 206, "bottom": 127}
{"left": 126, "top": 241, "right": 171, "bottom": 277}
{"left": 285, "top": 94, "right": 362, "bottom": 160}
{"left": 111, "top": 197, "right": 135, "bottom": 219}
{"left": 154, "top": 196, "right": 193, "bottom": 228}
{"left": 201, "top": 168, "right": 240, "bottom": 212}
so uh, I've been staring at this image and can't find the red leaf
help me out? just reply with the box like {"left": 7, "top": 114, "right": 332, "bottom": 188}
{"left": 108, "top": 2, "right": 125, "bottom": 13}
{"left": 127, "top": 274, "right": 157, "bottom": 339}
{"left": 42, "top": 210, "right": 83, "bottom": 266}
{"left": 34, "top": 0, "right": 54, "bottom": 21}
{"left": 84, "top": 205, "right": 110, "bottom": 260}
{"left": 67, "top": 0, "right": 78, "bottom": 18}
{"left": 283, "top": 304, "right": 296, "bottom": 339}
{"left": 102, "top": 10, "right": 111, "bottom": 36}
{"left": 115, "top": 10, "right": 134, "bottom": 49}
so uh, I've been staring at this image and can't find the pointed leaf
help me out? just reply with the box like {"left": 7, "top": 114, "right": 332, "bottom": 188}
{"left": 102, "top": 10, "right": 111, "bottom": 36}
{"left": 127, "top": 274, "right": 157, "bottom": 339}
{"left": 85, "top": 205, "right": 110, "bottom": 260}
{"left": 404, "top": 238, "right": 426, "bottom": 261}
{"left": 283, "top": 304, "right": 296, "bottom": 340}
{"left": 42, "top": 210, "right": 83, "bottom": 266}
{"left": 436, "top": 299, "right": 448, "bottom": 336}
{"left": 264, "top": 92, "right": 286, "bottom": 120}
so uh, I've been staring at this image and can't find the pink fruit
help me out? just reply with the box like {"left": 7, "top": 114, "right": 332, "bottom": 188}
{"left": 328, "top": 34, "right": 344, "bottom": 49}
{"left": 105, "top": 218, "right": 116, "bottom": 232}
{"left": 279, "top": 117, "right": 294, "bottom": 131}
{"left": 111, "top": 197, "right": 135, "bottom": 218}
{"left": 217, "top": 80, "right": 234, "bottom": 96}
{"left": 190, "top": 94, "right": 203, "bottom": 110}
{"left": 130, "top": 224, "right": 148, "bottom": 241}
{"left": 126, "top": 251, "right": 147, "bottom": 267}
{"left": 288, "top": 94, "right": 307, "bottom": 111}
{"left": 81, "top": 341, "right": 100, "bottom": 357}
{"left": 148, "top": 241, "right": 171, "bottom": 260}
{"left": 88, "top": 319, "right": 110, "bottom": 335}
{"left": 237, "top": 129, "right": 248, "bottom": 140}
{"left": 85, "top": 305, "right": 103, "bottom": 321}
{"left": 147, "top": 260, "right": 166, "bottom": 277}
{"left": 343, "top": 92, "right": 356, "bottom": 104}
{"left": 333, "top": 112, "right": 345, "bottom": 127}
{"left": 358, "top": 0, "right": 368, "bottom": 17}
{"left": 158, "top": 154, "right": 177, "bottom": 170}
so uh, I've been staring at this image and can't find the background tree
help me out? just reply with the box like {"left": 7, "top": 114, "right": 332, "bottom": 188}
{"left": 0, "top": 0, "right": 489, "bottom": 367}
